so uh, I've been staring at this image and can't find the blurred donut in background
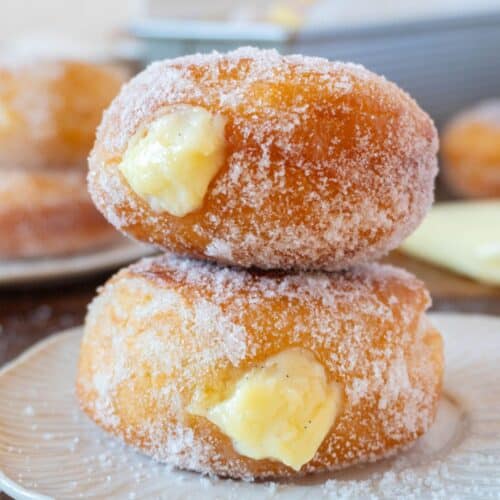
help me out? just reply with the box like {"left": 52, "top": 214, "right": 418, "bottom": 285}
{"left": 89, "top": 47, "right": 438, "bottom": 271}
{"left": 0, "top": 171, "right": 120, "bottom": 258}
{"left": 0, "top": 59, "right": 125, "bottom": 170}
{"left": 441, "top": 99, "right": 500, "bottom": 198}
{"left": 0, "top": 59, "right": 127, "bottom": 259}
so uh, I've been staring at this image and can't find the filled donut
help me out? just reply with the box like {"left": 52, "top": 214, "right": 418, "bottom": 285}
{"left": 0, "top": 171, "right": 119, "bottom": 258}
{"left": 89, "top": 47, "right": 438, "bottom": 271}
{"left": 0, "top": 59, "right": 125, "bottom": 170}
{"left": 77, "top": 254, "right": 443, "bottom": 480}
{"left": 441, "top": 99, "right": 500, "bottom": 198}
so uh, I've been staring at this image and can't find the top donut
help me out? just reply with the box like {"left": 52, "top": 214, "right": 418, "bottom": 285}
{"left": 89, "top": 47, "right": 438, "bottom": 271}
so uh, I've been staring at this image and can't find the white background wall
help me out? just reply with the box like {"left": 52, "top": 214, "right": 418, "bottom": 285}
{"left": 0, "top": 0, "right": 141, "bottom": 54}
{"left": 2, "top": 0, "right": 500, "bottom": 50}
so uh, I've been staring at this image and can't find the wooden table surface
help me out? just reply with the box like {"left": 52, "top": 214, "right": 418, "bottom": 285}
{"left": 1, "top": 252, "right": 499, "bottom": 500}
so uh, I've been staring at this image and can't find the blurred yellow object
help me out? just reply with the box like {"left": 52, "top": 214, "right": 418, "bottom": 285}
{"left": 400, "top": 201, "right": 500, "bottom": 285}
{"left": 267, "top": 4, "right": 303, "bottom": 28}
{"left": 266, "top": 0, "right": 316, "bottom": 29}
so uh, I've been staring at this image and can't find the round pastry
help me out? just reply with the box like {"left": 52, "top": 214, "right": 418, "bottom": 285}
{"left": 441, "top": 99, "right": 500, "bottom": 198}
{"left": 88, "top": 47, "right": 438, "bottom": 271}
{"left": 77, "top": 254, "right": 443, "bottom": 479}
{"left": 0, "top": 170, "right": 119, "bottom": 258}
{"left": 0, "top": 59, "right": 125, "bottom": 170}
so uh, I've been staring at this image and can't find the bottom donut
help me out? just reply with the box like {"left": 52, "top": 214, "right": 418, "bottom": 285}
{"left": 77, "top": 255, "right": 443, "bottom": 480}
{"left": 0, "top": 170, "right": 120, "bottom": 259}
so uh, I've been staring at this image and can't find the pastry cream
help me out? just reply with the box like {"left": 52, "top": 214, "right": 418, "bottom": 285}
{"left": 118, "top": 106, "right": 226, "bottom": 217}
{"left": 400, "top": 201, "right": 500, "bottom": 285}
{"left": 189, "top": 348, "right": 342, "bottom": 471}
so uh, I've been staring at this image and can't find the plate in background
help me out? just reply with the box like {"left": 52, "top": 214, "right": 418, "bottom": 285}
{"left": 0, "top": 241, "right": 154, "bottom": 287}
{"left": 0, "top": 313, "right": 499, "bottom": 498}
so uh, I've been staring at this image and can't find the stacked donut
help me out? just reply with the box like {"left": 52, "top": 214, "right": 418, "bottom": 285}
{"left": 77, "top": 47, "right": 443, "bottom": 480}
{"left": 0, "top": 59, "right": 125, "bottom": 258}
{"left": 441, "top": 99, "right": 500, "bottom": 198}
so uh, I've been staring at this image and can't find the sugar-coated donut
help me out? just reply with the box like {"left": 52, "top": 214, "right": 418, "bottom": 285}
{"left": 0, "top": 59, "right": 125, "bottom": 170}
{"left": 77, "top": 255, "right": 443, "bottom": 480}
{"left": 0, "top": 171, "right": 119, "bottom": 258}
{"left": 89, "top": 47, "right": 438, "bottom": 271}
{"left": 441, "top": 99, "right": 500, "bottom": 198}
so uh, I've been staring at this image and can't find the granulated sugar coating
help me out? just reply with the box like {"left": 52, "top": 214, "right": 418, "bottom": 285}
{"left": 88, "top": 47, "right": 438, "bottom": 271}
{"left": 77, "top": 254, "right": 443, "bottom": 480}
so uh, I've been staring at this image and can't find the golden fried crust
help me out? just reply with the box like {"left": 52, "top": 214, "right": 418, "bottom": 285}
{"left": 77, "top": 255, "right": 443, "bottom": 480}
{"left": 441, "top": 99, "right": 500, "bottom": 198}
{"left": 89, "top": 47, "right": 438, "bottom": 271}
{"left": 0, "top": 60, "right": 125, "bottom": 170}
{"left": 0, "top": 171, "right": 119, "bottom": 258}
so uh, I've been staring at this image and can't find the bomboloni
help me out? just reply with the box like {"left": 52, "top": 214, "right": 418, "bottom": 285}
{"left": 77, "top": 255, "right": 443, "bottom": 480}
{"left": 0, "top": 171, "right": 118, "bottom": 258}
{"left": 88, "top": 47, "right": 438, "bottom": 271}
{"left": 0, "top": 59, "right": 125, "bottom": 170}
{"left": 441, "top": 99, "right": 500, "bottom": 198}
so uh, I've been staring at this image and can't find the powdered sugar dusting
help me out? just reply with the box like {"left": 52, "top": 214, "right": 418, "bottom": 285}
{"left": 88, "top": 47, "right": 438, "bottom": 271}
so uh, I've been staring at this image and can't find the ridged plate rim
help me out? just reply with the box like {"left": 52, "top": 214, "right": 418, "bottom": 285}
{"left": 0, "top": 241, "right": 153, "bottom": 286}
{"left": 1, "top": 313, "right": 499, "bottom": 499}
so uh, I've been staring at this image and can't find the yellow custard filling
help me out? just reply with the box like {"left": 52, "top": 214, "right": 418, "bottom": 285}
{"left": 189, "top": 348, "right": 342, "bottom": 471}
{"left": 119, "top": 106, "right": 226, "bottom": 217}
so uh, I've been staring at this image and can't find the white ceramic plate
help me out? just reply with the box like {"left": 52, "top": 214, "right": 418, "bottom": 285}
{"left": 0, "top": 241, "right": 154, "bottom": 287}
{"left": 1, "top": 313, "right": 499, "bottom": 499}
